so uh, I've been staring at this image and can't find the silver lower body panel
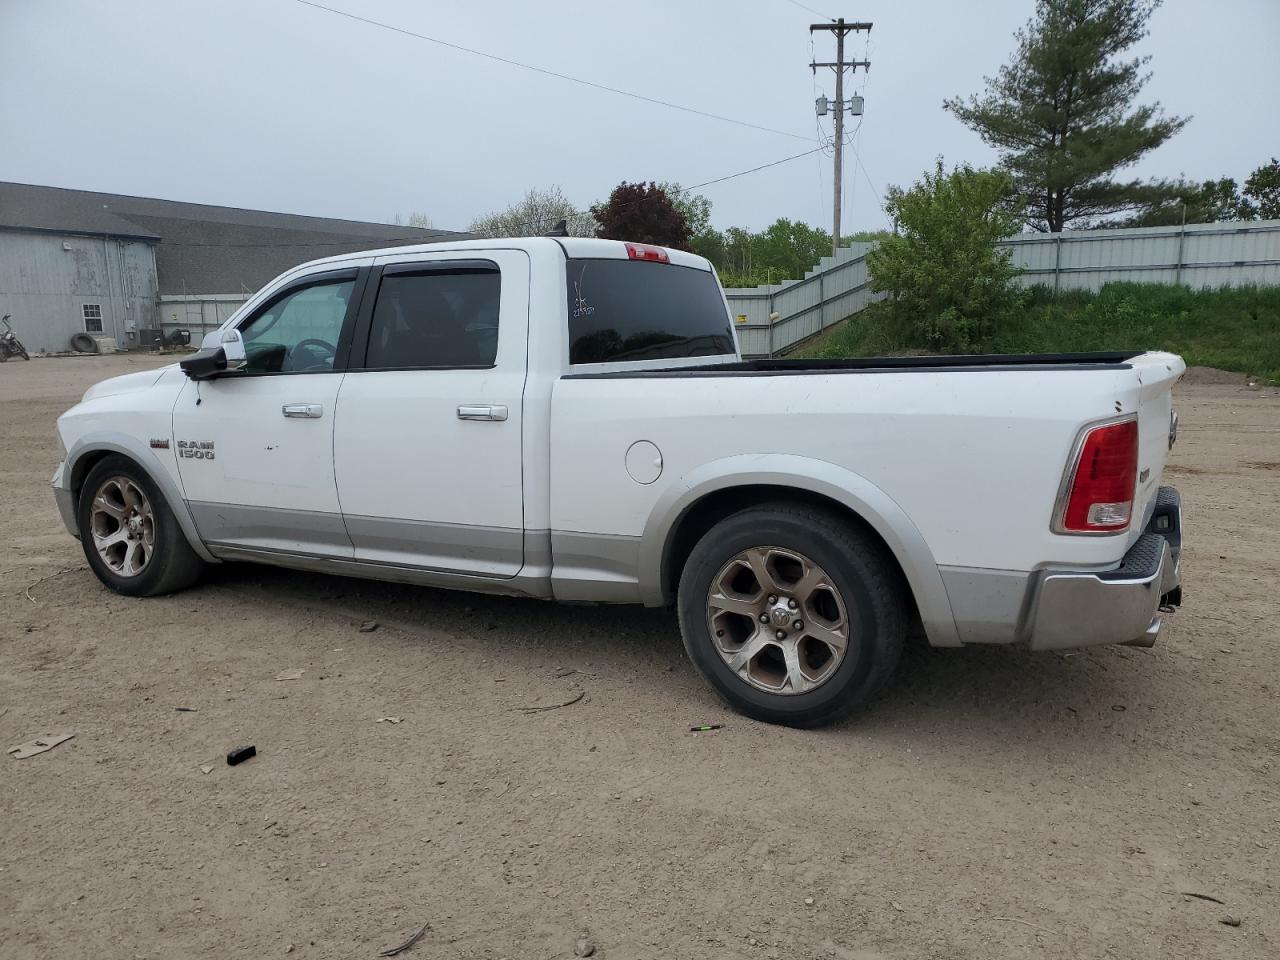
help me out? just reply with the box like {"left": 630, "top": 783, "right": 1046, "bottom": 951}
{"left": 52, "top": 462, "right": 78, "bottom": 536}
{"left": 208, "top": 542, "right": 554, "bottom": 600}
{"left": 940, "top": 486, "right": 1183, "bottom": 650}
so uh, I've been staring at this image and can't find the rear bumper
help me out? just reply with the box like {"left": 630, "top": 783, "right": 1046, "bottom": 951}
{"left": 1027, "top": 486, "right": 1183, "bottom": 650}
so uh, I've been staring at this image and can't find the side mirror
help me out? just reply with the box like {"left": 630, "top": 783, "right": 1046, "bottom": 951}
{"left": 220, "top": 329, "right": 247, "bottom": 369}
{"left": 180, "top": 328, "right": 248, "bottom": 380}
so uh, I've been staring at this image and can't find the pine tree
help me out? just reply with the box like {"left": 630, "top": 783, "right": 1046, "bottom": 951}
{"left": 945, "top": 0, "right": 1188, "bottom": 231}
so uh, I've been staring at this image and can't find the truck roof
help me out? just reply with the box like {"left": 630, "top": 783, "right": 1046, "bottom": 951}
{"left": 284, "top": 236, "right": 713, "bottom": 276}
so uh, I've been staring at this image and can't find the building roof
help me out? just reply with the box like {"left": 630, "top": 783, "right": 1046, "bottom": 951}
{"left": 0, "top": 181, "right": 467, "bottom": 295}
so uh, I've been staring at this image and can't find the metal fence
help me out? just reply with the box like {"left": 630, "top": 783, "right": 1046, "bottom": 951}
{"left": 724, "top": 219, "right": 1280, "bottom": 358}
{"left": 157, "top": 294, "right": 250, "bottom": 342}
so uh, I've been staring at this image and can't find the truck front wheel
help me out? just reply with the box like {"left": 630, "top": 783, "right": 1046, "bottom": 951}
{"left": 77, "top": 455, "right": 205, "bottom": 597}
{"left": 677, "top": 502, "right": 907, "bottom": 728}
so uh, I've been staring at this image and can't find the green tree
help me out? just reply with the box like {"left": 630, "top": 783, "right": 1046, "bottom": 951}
{"left": 945, "top": 0, "right": 1188, "bottom": 231}
{"left": 752, "top": 219, "right": 831, "bottom": 281}
{"left": 722, "top": 227, "right": 755, "bottom": 277}
{"left": 1242, "top": 158, "right": 1280, "bottom": 220}
{"left": 689, "top": 228, "right": 726, "bottom": 269}
{"left": 868, "top": 161, "right": 1024, "bottom": 352}
{"left": 693, "top": 220, "right": 837, "bottom": 286}
{"left": 844, "top": 230, "right": 894, "bottom": 244}
{"left": 591, "top": 182, "right": 692, "bottom": 250}
{"left": 656, "top": 182, "right": 713, "bottom": 235}
{"left": 1124, "top": 176, "right": 1248, "bottom": 226}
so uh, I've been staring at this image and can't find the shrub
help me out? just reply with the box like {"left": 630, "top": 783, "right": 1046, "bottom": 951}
{"left": 868, "top": 161, "right": 1024, "bottom": 353}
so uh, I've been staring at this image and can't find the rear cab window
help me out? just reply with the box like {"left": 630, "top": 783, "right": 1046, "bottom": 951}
{"left": 565, "top": 259, "right": 735, "bottom": 365}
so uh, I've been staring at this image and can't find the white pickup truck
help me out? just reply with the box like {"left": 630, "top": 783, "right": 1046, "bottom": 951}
{"left": 53, "top": 237, "right": 1185, "bottom": 727}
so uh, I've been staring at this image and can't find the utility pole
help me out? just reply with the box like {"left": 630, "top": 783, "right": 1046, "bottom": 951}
{"left": 811, "top": 18, "right": 871, "bottom": 256}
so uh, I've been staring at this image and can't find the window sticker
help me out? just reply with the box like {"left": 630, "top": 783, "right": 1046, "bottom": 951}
{"left": 571, "top": 273, "right": 596, "bottom": 319}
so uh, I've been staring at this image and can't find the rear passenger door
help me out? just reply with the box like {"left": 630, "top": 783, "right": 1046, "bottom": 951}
{"left": 331, "top": 251, "right": 529, "bottom": 577}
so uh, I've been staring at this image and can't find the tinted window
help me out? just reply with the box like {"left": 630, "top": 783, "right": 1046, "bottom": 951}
{"left": 566, "top": 259, "right": 735, "bottom": 365}
{"left": 239, "top": 279, "right": 354, "bottom": 374}
{"left": 365, "top": 268, "right": 500, "bottom": 369}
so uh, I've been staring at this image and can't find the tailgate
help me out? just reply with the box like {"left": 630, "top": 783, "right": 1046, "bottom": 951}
{"left": 1128, "top": 351, "right": 1186, "bottom": 547}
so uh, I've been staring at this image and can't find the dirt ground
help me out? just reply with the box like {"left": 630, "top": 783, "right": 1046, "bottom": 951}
{"left": 2, "top": 355, "right": 1277, "bottom": 960}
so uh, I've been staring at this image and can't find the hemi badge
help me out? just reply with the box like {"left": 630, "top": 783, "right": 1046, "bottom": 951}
{"left": 1139, "top": 467, "right": 1150, "bottom": 483}
{"left": 150, "top": 438, "right": 171, "bottom": 449}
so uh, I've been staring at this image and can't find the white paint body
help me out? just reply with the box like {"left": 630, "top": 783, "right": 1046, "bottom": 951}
{"left": 53, "top": 237, "right": 1185, "bottom": 650}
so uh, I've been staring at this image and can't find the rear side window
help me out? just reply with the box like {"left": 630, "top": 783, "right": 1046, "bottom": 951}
{"left": 365, "top": 267, "right": 500, "bottom": 369}
{"left": 566, "top": 259, "right": 734, "bottom": 364}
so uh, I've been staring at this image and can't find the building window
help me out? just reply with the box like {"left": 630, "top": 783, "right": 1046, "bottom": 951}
{"left": 82, "top": 304, "right": 103, "bottom": 333}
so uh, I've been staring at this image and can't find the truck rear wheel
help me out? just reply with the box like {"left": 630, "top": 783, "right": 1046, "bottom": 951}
{"left": 677, "top": 502, "right": 906, "bottom": 728}
{"left": 77, "top": 455, "right": 205, "bottom": 597}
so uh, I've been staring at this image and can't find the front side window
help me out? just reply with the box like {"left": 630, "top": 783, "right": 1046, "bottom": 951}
{"left": 365, "top": 267, "right": 500, "bottom": 369}
{"left": 238, "top": 278, "right": 354, "bottom": 374}
{"left": 82, "top": 303, "right": 103, "bottom": 333}
{"left": 566, "top": 259, "right": 735, "bottom": 364}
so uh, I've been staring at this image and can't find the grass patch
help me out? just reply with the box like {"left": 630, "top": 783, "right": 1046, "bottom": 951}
{"left": 793, "top": 283, "right": 1280, "bottom": 382}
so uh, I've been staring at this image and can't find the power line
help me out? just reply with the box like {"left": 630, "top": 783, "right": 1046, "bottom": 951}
{"left": 810, "top": 34, "right": 830, "bottom": 224}
{"left": 163, "top": 146, "right": 828, "bottom": 248}
{"left": 855, "top": 150, "right": 884, "bottom": 210}
{"left": 484, "top": 151, "right": 823, "bottom": 235}
{"left": 784, "top": 0, "right": 836, "bottom": 21}
{"left": 846, "top": 119, "right": 884, "bottom": 211}
{"left": 289, "top": 0, "right": 814, "bottom": 143}
{"left": 683, "top": 146, "right": 825, "bottom": 192}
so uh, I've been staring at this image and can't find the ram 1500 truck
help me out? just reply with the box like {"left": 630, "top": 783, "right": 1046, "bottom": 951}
{"left": 52, "top": 237, "right": 1185, "bottom": 727}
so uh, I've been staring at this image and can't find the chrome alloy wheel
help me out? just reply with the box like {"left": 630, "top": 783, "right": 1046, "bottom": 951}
{"left": 705, "top": 546, "right": 851, "bottom": 695}
{"left": 89, "top": 476, "right": 155, "bottom": 578}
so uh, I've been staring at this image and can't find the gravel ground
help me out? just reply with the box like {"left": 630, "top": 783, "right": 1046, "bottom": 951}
{"left": 2, "top": 354, "right": 1277, "bottom": 960}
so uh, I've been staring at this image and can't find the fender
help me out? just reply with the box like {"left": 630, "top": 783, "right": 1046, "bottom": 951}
{"left": 637, "top": 453, "right": 962, "bottom": 648}
{"left": 60, "top": 432, "right": 219, "bottom": 564}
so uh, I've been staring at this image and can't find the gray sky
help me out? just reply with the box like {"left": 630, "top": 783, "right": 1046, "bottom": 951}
{"left": 2, "top": 0, "right": 1276, "bottom": 234}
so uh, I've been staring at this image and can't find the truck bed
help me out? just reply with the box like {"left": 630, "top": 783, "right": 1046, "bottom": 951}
{"left": 563, "top": 351, "right": 1144, "bottom": 378}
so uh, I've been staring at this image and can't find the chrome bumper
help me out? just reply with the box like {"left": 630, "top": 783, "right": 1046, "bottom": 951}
{"left": 52, "top": 461, "right": 79, "bottom": 538}
{"left": 1028, "top": 487, "right": 1183, "bottom": 651}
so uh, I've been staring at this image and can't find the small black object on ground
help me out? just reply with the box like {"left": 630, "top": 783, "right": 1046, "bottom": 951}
{"left": 1180, "top": 891, "right": 1226, "bottom": 905}
{"left": 379, "top": 922, "right": 430, "bottom": 957}
{"left": 226, "top": 745, "right": 257, "bottom": 766}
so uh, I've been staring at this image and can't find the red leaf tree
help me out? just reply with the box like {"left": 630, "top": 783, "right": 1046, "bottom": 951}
{"left": 591, "top": 181, "right": 692, "bottom": 250}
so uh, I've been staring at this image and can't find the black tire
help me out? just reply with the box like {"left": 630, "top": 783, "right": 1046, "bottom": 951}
{"left": 77, "top": 454, "right": 205, "bottom": 597}
{"left": 677, "top": 502, "right": 907, "bottom": 728}
{"left": 70, "top": 333, "right": 99, "bottom": 354}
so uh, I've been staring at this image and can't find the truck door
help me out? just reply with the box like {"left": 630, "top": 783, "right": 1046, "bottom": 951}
{"left": 171, "top": 268, "right": 366, "bottom": 558}
{"left": 331, "top": 250, "right": 529, "bottom": 577}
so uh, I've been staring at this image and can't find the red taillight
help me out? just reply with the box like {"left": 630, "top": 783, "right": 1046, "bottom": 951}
{"left": 1059, "top": 419, "right": 1139, "bottom": 533}
{"left": 625, "top": 242, "right": 670, "bottom": 263}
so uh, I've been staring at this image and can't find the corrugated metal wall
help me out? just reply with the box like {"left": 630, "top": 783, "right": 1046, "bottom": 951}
{"left": 726, "top": 220, "right": 1280, "bottom": 358}
{"left": 157, "top": 294, "right": 250, "bottom": 344}
{"left": 0, "top": 229, "right": 159, "bottom": 354}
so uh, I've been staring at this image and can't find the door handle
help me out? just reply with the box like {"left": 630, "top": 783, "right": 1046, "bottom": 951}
{"left": 282, "top": 403, "right": 323, "bottom": 419}
{"left": 456, "top": 404, "right": 508, "bottom": 422}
